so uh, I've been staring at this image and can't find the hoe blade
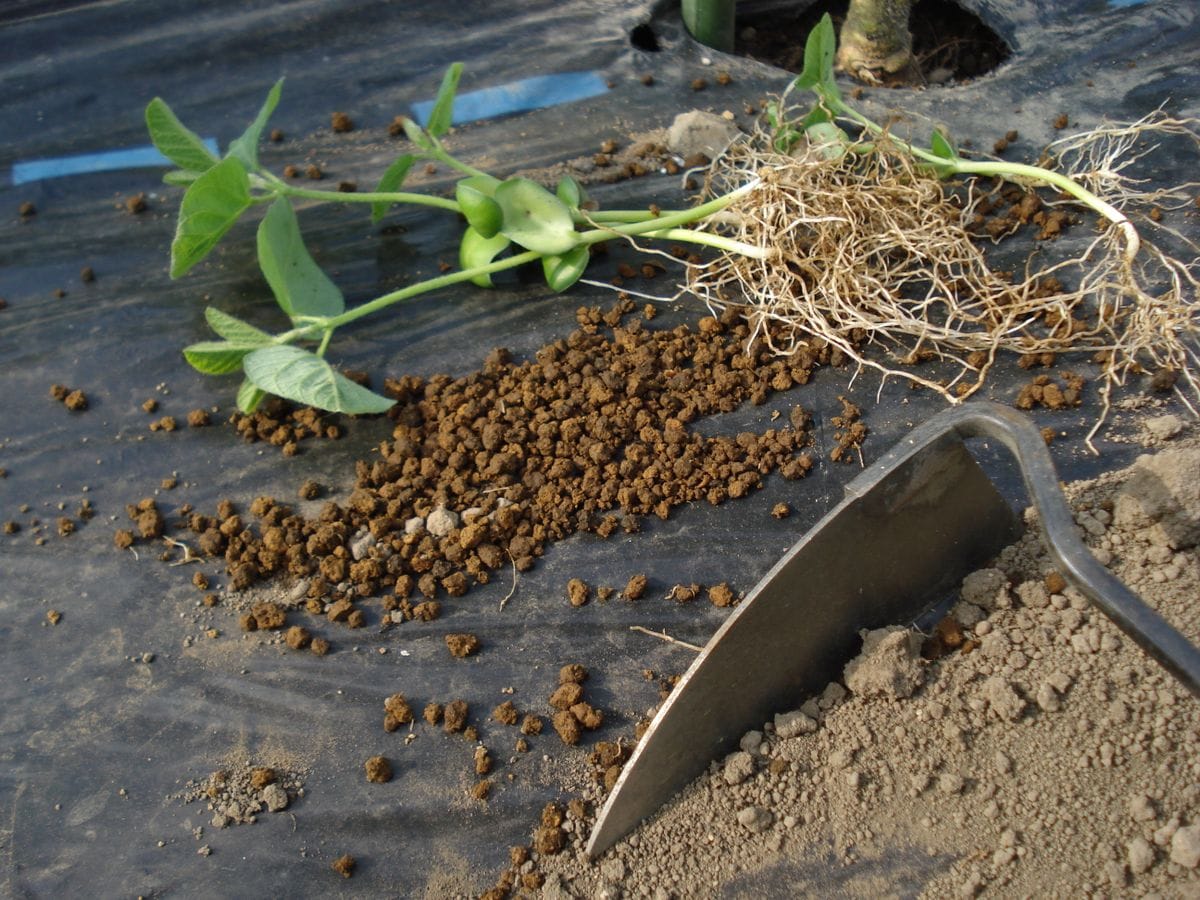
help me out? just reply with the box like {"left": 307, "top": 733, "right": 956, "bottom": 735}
{"left": 587, "top": 424, "right": 1018, "bottom": 858}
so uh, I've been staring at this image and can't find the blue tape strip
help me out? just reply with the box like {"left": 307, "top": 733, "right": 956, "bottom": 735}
{"left": 1108, "top": 0, "right": 1146, "bottom": 6}
{"left": 411, "top": 71, "right": 608, "bottom": 128}
{"left": 10, "top": 138, "right": 220, "bottom": 186}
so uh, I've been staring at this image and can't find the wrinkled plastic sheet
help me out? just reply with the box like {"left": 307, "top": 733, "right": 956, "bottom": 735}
{"left": 1, "top": 1, "right": 1198, "bottom": 895}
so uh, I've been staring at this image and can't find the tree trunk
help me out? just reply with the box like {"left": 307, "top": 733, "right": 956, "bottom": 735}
{"left": 836, "top": 0, "right": 919, "bottom": 86}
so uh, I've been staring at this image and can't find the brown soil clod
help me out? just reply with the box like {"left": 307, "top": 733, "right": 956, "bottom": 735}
{"left": 442, "top": 699, "right": 468, "bottom": 734}
{"left": 708, "top": 582, "right": 737, "bottom": 608}
{"left": 51, "top": 384, "right": 88, "bottom": 411}
{"left": 549, "top": 682, "right": 584, "bottom": 711}
{"left": 1015, "top": 372, "right": 1085, "bottom": 410}
{"left": 566, "top": 578, "right": 590, "bottom": 608}
{"left": 665, "top": 583, "right": 701, "bottom": 603}
{"left": 473, "top": 746, "right": 493, "bottom": 776}
{"left": 559, "top": 664, "right": 588, "bottom": 685}
{"left": 829, "top": 396, "right": 868, "bottom": 464}
{"left": 363, "top": 755, "right": 392, "bottom": 783}
{"left": 332, "top": 853, "right": 356, "bottom": 878}
{"left": 492, "top": 700, "right": 519, "bottom": 726}
{"left": 444, "top": 633, "right": 480, "bottom": 658}
{"left": 621, "top": 575, "right": 647, "bottom": 601}
{"left": 383, "top": 693, "right": 414, "bottom": 731}
{"left": 249, "top": 601, "right": 287, "bottom": 630}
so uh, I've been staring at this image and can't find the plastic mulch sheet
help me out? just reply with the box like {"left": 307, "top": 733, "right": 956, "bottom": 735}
{"left": 2, "top": 0, "right": 1197, "bottom": 894}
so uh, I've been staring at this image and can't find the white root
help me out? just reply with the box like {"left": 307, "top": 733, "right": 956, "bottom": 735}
{"left": 686, "top": 120, "right": 1200, "bottom": 449}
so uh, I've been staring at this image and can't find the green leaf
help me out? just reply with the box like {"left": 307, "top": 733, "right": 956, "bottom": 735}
{"left": 183, "top": 340, "right": 257, "bottom": 375}
{"left": 237, "top": 377, "right": 267, "bottom": 414}
{"left": 226, "top": 78, "right": 284, "bottom": 171}
{"left": 426, "top": 62, "right": 464, "bottom": 138}
{"left": 542, "top": 246, "right": 590, "bottom": 293}
{"left": 794, "top": 13, "right": 836, "bottom": 92}
{"left": 204, "top": 307, "right": 274, "bottom": 345}
{"left": 170, "top": 156, "right": 253, "bottom": 278}
{"left": 459, "top": 227, "right": 511, "bottom": 287}
{"left": 456, "top": 179, "right": 503, "bottom": 239}
{"left": 145, "top": 97, "right": 220, "bottom": 174}
{"left": 494, "top": 177, "right": 579, "bottom": 255}
{"left": 243, "top": 345, "right": 394, "bottom": 414}
{"left": 256, "top": 198, "right": 345, "bottom": 320}
{"left": 401, "top": 117, "right": 434, "bottom": 152}
{"left": 163, "top": 170, "right": 202, "bottom": 187}
{"left": 930, "top": 129, "right": 957, "bottom": 160}
{"left": 371, "top": 154, "right": 416, "bottom": 223}
{"left": 459, "top": 173, "right": 501, "bottom": 196}
{"left": 555, "top": 176, "right": 585, "bottom": 209}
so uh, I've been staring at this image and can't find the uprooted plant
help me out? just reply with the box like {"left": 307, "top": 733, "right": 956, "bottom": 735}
{"left": 685, "top": 13, "right": 1200, "bottom": 446}
{"left": 148, "top": 15, "right": 1199, "bottom": 447}
{"left": 146, "top": 64, "right": 765, "bottom": 415}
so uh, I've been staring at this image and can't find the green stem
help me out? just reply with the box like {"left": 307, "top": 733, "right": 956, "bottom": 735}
{"left": 273, "top": 180, "right": 460, "bottom": 213}
{"left": 316, "top": 329, "right": 333, "bottom": 357}
{"left": 275, "top": 177, "right": 766, "bottom": 344}
{"left": 682, "top": 0, "right": 736, "bottom": 53}
{"left": 428, "top": 135, "right": 490, "bottom": 179}
{"left": 633, "top": 227, "right": 767, "bottom": 258}
{"left": 835, "top": 102, "right": 1138, "bottom": 259}
{"left": 575, "top": 209, "right": 661, "bottom": 225}
{"left": 581, "top": 180, "right": 760, "bottom": 240}
{"left": 326, "top": 250, "right": 542, "bottom": 330}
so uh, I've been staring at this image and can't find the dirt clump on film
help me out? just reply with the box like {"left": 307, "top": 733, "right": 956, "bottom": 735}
{"left": 527, "top": 430, "right": 1200, "bottom": 898}
{"left": 119, "top": 300, "right": 821, "bottom": 630}
{"left": 176, "top": 763, "right": 305, "bottom": 831}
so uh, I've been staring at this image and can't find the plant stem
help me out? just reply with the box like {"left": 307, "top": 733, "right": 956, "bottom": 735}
{"left": 299, "top": 180, "right": 767, "bottom": 337}
{"left": 316, "top": 329, "right": 333, "bottom": 356}
{"left": 325, "top": 250, "right": 543, "bottom": 330}
{"left": 272, "top": 180, "right": 460, "bottom": 213}
{"left": 836, "top": 103, "right": 1139, "bottom": 260}
{"left": 428, "top": 135, "right": 490, "bottom": 179}
{"left": 682, "top": 0, "right": 736, "bottom": 53}
{"left": 617, "top": 227, "right": 767, "bottom": 258}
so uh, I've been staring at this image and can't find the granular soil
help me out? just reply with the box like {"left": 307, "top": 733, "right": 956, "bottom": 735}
{"left": 119, "top": 299, "right": 821, "bottom": 631}
{"left": 525, "top": 423, "right": 1200, "bottom": 898}
{"left": 175, "top": 762, "right": 305, "bottom": 831}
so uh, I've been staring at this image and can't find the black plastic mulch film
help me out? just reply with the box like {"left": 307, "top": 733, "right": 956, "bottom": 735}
{"left": 0, "top": 0, "right": 1196, "bottom": 895}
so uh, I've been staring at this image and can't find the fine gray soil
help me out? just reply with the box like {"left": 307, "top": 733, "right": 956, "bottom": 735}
{"left": 536, "top": 414, "right": 1200, "bottom": 898}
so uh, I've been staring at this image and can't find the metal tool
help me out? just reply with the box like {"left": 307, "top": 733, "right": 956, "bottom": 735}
{"left": 587, "top": 401, "right": 1200, "bottom": 858}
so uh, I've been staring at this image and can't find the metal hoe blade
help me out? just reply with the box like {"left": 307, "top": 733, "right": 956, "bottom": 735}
{"left": 587, "top": 402, "right": 1200, "bottom": 859}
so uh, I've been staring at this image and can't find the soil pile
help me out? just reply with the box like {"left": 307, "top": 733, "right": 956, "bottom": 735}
{"left": 121, "top": 300, "right": 823, "bottom": 626}
{"left": 531, "top": 424, "right": 1200, "bottom": 897}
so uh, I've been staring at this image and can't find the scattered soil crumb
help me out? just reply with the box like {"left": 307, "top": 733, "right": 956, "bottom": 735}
{"left": 175, "top": 762, "right": 304, "bottom": 829}
{"left": 829, "top": 395, "right": 867, "bottom": 463}
{"left": 443, "top": 700, "right": 468, "bottom": 734}
{"left": 50, "top": 384, "right": 88, "bottom": 411}
{"left": 622, "top": 575, "right": 648, "bottom": 601}
{"left": 331, "top": 854, "right": 356, "bottom": 878}
{"left": 708, "top": 582, "right": 737, "bottom": 608}
{"left": 567, "top": 578, "right": 590, "bottom": 607}
{"left": 364, "top": 755, "right": 392, "bottom": 783}
{"left": 445, "top": 633, "right": 480, "bottom": 658}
